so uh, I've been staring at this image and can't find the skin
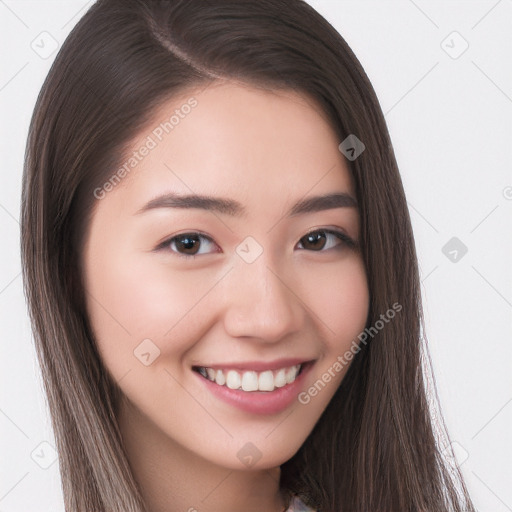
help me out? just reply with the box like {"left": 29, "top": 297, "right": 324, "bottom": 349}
{"left": 82, "top": 81, "right": 369, "bottom": 512}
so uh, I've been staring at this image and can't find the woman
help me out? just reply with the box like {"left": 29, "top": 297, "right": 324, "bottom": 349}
{"left": 20, "top": 0, "right": 475, "bottom": 510}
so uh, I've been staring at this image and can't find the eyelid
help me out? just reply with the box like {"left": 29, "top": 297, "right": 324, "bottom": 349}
{"left": 312, "top": 228, "right": 357, "bottom": 249}
{"left": 154, "top": 227, "right": 358, "bottom": 257}
{"left": 153, "top": 231, "right": 218, "bottom": 255}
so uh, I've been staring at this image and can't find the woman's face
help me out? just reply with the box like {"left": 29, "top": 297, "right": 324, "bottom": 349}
{"left": 83, "top": 81, "right": 369, "bottom": 470}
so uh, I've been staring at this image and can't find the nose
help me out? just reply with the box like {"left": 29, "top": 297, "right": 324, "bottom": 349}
{"left": 221, "top": 256, "right": 306, "bottom": 343}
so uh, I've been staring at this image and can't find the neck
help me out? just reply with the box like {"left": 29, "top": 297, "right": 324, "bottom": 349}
{"left": 118, "top": 397, "right": 288, "bottom": 512}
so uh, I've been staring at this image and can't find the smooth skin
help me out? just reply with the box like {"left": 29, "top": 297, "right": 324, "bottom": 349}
{"left": 82, "top": 81, "right": 369, "bottom": 512}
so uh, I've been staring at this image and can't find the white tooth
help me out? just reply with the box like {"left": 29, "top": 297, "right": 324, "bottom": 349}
{"left": 241, "top": 371, "right": 259, "bottom": 391}
{"left": 285, "top": 365, "right": 300, "bottom": 384}
{"left": 210, "top": 365, "right": 301, "bottom": 391}
{"left": 258, "top": 370, "right": 275, "bottom": 391}
{"left": 215, "top": 369, "right": 226, "bottom": 386}
{"left": 226, "top": 370, "right": 241, "bottom": 389}
{"left": 274, "top": 368, "right": 287, "bottom": 388}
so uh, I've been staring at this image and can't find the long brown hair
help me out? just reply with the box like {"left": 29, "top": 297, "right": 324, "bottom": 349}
{"left": 21, "top": 0, "right": 475, "bottom": 510}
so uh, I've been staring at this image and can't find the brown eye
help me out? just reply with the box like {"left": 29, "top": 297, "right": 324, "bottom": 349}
{"left": 297, "top": 229, "right": 356, "bottom": 252}
{"left": 300, "top": 231, "right": 327, "bottom": 250}
{"left": 159, "top": 232, "right": 218, "bottom": 258}
{"left": 174, "top": 234, "right": 202, "bottom": 255}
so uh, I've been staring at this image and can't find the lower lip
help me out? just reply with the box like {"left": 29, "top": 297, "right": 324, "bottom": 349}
{"left": 194, "top": 363, "right": 313, "bottom": 415}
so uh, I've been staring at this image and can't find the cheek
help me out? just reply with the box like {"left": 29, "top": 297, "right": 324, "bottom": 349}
{"left": 303, "top": 255, "right": 369, "bottom": 343}
{"left": 83, "top": 250, "right": 221, "bottom": 379}
{"left": 296, "top": 256, "right": 369, "bottom": 403}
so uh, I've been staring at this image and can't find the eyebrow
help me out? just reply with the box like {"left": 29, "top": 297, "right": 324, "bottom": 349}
{"left": 135, "top": 191, "right": 358, "bottom": 217}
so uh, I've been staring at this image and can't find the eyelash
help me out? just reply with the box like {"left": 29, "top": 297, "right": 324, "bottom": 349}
{"left": 155, "top": 229, "right": 357, "bottom": 259}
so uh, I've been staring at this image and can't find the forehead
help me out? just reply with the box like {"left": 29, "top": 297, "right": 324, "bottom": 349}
{"left": 102, "top": 81, "right": 355, "bottom": 214}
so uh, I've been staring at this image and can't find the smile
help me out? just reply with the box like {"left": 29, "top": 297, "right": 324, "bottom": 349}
{"left": 192, "top": 359, "right": 315, "bottom": 415}
{"left": 194, "top": 364, "right": 303, "bottom": 392}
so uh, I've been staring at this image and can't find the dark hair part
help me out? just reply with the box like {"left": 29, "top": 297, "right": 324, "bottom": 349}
{"left": 21, "top": 0, "right": 474, "bottom": 510}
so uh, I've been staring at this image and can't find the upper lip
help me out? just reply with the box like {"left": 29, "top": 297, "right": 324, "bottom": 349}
{"left": 193, "top": 357, "right": 315, "bottom": 372}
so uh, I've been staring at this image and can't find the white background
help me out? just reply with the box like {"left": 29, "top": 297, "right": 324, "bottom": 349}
{"left": 0, "top": 1, "right": 511, "bottom": 510}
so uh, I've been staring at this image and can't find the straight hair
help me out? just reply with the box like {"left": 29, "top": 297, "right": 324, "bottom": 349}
{"left": 21, "top": 0, "right": 475, "bottom": 510}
